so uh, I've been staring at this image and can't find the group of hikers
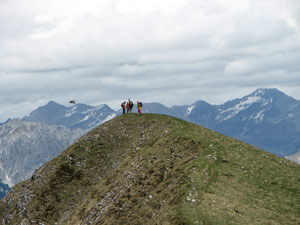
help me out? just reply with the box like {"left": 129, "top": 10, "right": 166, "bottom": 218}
{"left": 121, "top": 99, "right": 143, "bottom": 114}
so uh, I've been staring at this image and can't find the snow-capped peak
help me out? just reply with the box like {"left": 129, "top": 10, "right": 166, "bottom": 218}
{"left": 252, "top": 88, "right": 266, "bottom": 96}
{"left": 250, "top": 88, "right": 284, "bottom": 99}
{"left": 217, "top": 95, "right": 264, "bottom": 121}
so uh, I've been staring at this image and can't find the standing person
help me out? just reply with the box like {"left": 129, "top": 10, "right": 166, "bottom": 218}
{"left": 126, "top": 101, "right": 130, "bottom": 113}
{"left": 121, "top": 101, "right": 126, "bottom": 114}
{"left": 137, "top": 101, "right": 143, "bottom": 114}
{"left": 129, "top": 100, "right": 134, "bottom": 113}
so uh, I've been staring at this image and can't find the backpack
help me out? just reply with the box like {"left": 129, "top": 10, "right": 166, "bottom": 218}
{"left": 140, "top": 102, "right": 143, "bottom": 107}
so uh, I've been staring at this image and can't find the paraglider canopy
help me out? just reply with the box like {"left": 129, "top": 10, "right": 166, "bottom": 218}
{"left": 69, "top": 100, "right": 76, "bottom": 104}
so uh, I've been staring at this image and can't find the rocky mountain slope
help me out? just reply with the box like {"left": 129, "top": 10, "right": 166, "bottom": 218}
{"left": 0, "top": 119, "right": 83, "bottom": 187}
{"left": 1, "top": 114, "right": 299, "bottom": 225}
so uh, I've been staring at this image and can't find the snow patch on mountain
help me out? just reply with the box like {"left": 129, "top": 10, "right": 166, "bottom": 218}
{"left": 65, "top": 105, "right": 79, "bottom": 117}
{"left": 185, "top": 104, "right": 196, "bottom": 116}
{"left": 94, "top": 104, "right": 105, "bottom": 111}
{"left": 80, "top": 115, "right": 91, "bottom": 123}
{"left": 217, "top": 96, "right": 262, "bottom": 121}
{"left": 66, "top": 104, "right": 105, "bottom": 118}
{"left": 88, "top": 113, "right": 116, "bottom": 128}
{"left": 82, "top": 105, "right": 104, "bottom": 114}
{"left": 250, "top": 110, "right": 265, "bottom": 124}
{"left": 102, "top": 113, "right": 116, "bottom": 124}
{"left": 5, "top": 175, "right": 12, "bottom": 187}
{"left": 216, "top": 93, "right": 274, "bottom": 123}
{"left": 253, "top": 88, "right": 268, "bottom": 97}
{"left": 263, "top": 98, "right": 272, "bottom": 106}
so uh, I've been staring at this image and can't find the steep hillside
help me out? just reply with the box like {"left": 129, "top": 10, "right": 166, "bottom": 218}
{"left": 1, "top": 114, "right": 300, "bottom": 225}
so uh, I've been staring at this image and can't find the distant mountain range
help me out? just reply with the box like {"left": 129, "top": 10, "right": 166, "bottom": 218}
{"left": 1, "top": 87, "right": 299, "bottom": 194}
{"left": 183, "top": 88, "right": 300, "bottom": 157}
{"left": 22, "top": 88, "right": 300, "bottom": 158}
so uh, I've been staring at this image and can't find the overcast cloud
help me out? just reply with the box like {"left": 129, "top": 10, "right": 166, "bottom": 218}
{"left": 0, "top": 0, "right": 300, "bottom": 121}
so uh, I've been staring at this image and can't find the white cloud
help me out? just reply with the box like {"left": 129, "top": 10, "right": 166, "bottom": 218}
{"left": 0, "top": 0, "right": 300, "bottom": 121}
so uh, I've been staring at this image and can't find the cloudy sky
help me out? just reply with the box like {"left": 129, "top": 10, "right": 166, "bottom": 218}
{"left": 1, "top": 0, "right": 300, "bottom": 121}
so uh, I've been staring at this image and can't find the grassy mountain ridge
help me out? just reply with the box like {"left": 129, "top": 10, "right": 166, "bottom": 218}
{"left": 1, "top": 114, "right": 300, "bottom": 225}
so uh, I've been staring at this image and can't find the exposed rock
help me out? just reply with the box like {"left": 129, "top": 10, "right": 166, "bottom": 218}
{"left": 0, "top": 119, "right": 83, "bottom": 186}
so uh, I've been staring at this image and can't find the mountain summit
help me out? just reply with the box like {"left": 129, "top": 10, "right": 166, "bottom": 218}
{"left": 1, "top": 114, "right": 299, "bottom": 225}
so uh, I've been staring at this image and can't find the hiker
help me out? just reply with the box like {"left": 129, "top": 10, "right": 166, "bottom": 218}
{"left": 129, "top": 101, "right": 134, "bottom": 113}
{"left": 126, "top": 102, "right": 130, "bottom": 113}
{"left": 121, "top": 101, "right": 126, "bottom": 114}
{"left": 137, "top": 101, "right": 143, "bottom": 114}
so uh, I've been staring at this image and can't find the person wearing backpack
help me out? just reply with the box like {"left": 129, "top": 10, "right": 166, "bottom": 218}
{"left": 121, "top": 101, "right": 126, "bottom": 114}
{"left": 129, "top": 101, "right": 134, "bottom": 113}
{"left": 137, "top": 101, "right": 143, "bottom": 114}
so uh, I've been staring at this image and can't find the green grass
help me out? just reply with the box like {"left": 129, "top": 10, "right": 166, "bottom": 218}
{"left": 1, "top": 114, "right": 300, "bottom": 225}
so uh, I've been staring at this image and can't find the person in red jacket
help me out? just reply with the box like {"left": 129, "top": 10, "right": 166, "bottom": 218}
{"left": 126, "top": 102, "right": 130, "bottom": 113}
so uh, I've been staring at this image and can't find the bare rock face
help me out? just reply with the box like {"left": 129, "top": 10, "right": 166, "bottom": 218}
{"left": 0, "top": 119, "right": 84, "bottom": 187}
